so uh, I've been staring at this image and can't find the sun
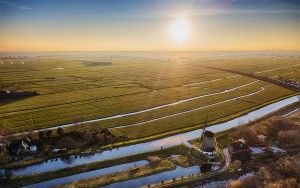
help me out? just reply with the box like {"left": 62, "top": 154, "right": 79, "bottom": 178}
{"left": 169, "top": 18, "right": 190, "bottom": 44}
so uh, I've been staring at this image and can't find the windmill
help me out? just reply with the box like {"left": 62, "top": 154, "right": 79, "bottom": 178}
{"left": 200, "top": 115, "right": 216, "bottom": 152}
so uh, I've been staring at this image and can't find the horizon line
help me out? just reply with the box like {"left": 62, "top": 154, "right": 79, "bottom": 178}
{"left": 1, "top": 49, "right": 300, "bottom": 53}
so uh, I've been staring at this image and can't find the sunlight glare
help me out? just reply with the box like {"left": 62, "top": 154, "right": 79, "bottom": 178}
{"left": 169, "top": 18, "right": 190, "bottom": 44}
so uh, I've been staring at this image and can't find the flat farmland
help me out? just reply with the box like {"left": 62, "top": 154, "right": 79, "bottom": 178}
{"left": 202, "top": 57, "right": 300, "bottom": 82}
{"left": 0, "top": 56, "right": 298, "bottom": 139}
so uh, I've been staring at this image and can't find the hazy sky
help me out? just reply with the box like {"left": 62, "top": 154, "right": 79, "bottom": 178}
{"left": 0, "top": 0, "right": 300, "bottom": 51}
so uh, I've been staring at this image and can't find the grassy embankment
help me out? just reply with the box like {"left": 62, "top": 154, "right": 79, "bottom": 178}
{"left": 60, "top": 159, "right": 176, "bottom": 188}
{"left": 171, "top": 155, "right": 193, "bottom": 167}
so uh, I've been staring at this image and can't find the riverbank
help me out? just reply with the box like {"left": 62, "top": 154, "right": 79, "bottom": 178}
{"left": 60, "top": 159, "right": 176, "bottom": 188}
{"left": 151, "top": 115, "right": 300, "bottom": 188}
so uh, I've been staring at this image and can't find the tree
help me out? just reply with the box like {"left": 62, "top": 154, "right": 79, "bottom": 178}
{"left": 57, "top": 127, "right": 64, "bottom": 137}
{"left": 83, "top": 131, "right": 94, "bottom": 145}
{"left": 46, "top": 130, "right": 53, "bottom": 138}
{"left": 56, "top": 136, "right": 76, "bottom": 149}
{"left": 278, "top": 130, "right": 300, "bottom": 146}
{"left": 0, "top": 127, "right": 11, "bottom": 137}
{"left": 38, "top": 131, "right": 45, "bottom": 140}
{"left": 234, "top": 126, "right": 259, "bottom": 146}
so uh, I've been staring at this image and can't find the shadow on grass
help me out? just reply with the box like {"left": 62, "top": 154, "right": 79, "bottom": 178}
{"left": 0, "top": 97, "right": 32, "bottom": 106}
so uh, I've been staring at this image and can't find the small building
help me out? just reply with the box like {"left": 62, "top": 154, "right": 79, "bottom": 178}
{"left": 228, "top": 139, "right": 251, "bottom": 161}
{"left": 8, "top": 138, "right": 37, "bottom": 157}
{"left": 29, "top": 145, "right": 38, "bottom": 153}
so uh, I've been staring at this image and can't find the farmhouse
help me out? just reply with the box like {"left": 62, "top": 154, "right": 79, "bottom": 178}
{"left": 8, "top": 138, "right": 37, "bottom": 157}
{"left": 228, "top": 139, "right": 251, "bottom": 161}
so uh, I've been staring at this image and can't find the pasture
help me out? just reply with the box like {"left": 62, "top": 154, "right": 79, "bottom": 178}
{"left": 0, "top": 54, "right": 299, "bottom": 140}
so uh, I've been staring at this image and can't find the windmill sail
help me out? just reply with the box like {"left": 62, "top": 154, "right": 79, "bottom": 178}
{"left": 201, "top": 115, "right": 208, "bottom": 139}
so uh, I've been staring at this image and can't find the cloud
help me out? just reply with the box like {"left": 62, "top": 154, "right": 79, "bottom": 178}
{"left": 0, "top": 0, "right": 32, "bottom": 10}
{"left": 15, "top": 5, "right": 31, "bottom": 10}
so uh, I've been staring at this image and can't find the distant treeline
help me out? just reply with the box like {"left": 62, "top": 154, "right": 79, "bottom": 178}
{"left": 80, "top": 61, "right": 113, "bottom": 67}
{"left": 0, "top": 56, "right": 29, "bottom": 59}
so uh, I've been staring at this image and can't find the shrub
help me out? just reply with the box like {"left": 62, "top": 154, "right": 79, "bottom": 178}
{"left": 277, "top": 130, "right": 300, "bottom": 146}
{"left": 227, "top": 176, "right": 262, "bottom": 188}
{"left": 56, "top": 136, "right": 77, "bottom": 149}
{"left": 233, "top": 117, "right": 300, "bottom": 146}
{"left": 83, "top": 131, "right": 94, "bottom": 144}
{"left": 0, "top": 127, "right": 11, "bottom": 137}
{"left": 38, "top": 131, "right": 46, "bottom": 140}
{"left": 46, "top": 130, "right": 53, "bottom": 138}
{"left": 227, "top": 154, "right": 300, "bottom": 187}
{"left": 234, "top": 127, "right": 260, "bottom": 146}
{"left": 57, "top": 127, "right": 64, "bottom": 137}
{"left": 264, "top": 178, "right": 297, "bottom": 188}
{"left": 39, "top": 143, "right": 51, "bottom": 153}
{"left": 265, "top": 117, "right": 296, "bottom": 138}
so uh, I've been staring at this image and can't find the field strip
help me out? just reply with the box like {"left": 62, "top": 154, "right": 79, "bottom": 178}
{"left": 281, "top": 71, "right": 295, "bottom": 76}
{"left": 226, "top": 75, "right": 239, "bottom": 78}
{"left": 255, "top": 64, "right": 300, "bottom": 73}
{"left": 9, "top": 80, "right": 261, "bottom": 136}
{"left": 182, "top": 78, "right": 222, "bottom": 87}
{"left": 166, "top": 81, "right": 259, "bottom": 106}
{"left": 39, "top": 81, "right": 260, "bottom": 127}
{"left": 114, "top": 85, "right": 268, "bottom": 129}
{"left": 0, "top": 76, "right": 244, "bottom": 115}
{"left": 0, "top": 77, "right": 229, "bottom": 115}
{"left": 0, "top": 90, "right": 150, "bottom": 115}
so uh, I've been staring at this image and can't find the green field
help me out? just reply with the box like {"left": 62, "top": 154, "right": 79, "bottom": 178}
{"left": 0, "top": 54, "right": 299, "bottom": 139}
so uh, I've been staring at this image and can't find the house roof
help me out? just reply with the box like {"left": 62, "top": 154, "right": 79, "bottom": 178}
{"left": 229, "top": 140, "right": 249, "bottom": 151}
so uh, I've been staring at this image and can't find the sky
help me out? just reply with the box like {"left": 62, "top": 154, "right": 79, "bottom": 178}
{"left": 0, "top": 0, "right": 300, "bottom": 51}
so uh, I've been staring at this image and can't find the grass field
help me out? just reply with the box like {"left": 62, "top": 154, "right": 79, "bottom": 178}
{"left": 0, "top": 54, "right": 299, "bottom": 139}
